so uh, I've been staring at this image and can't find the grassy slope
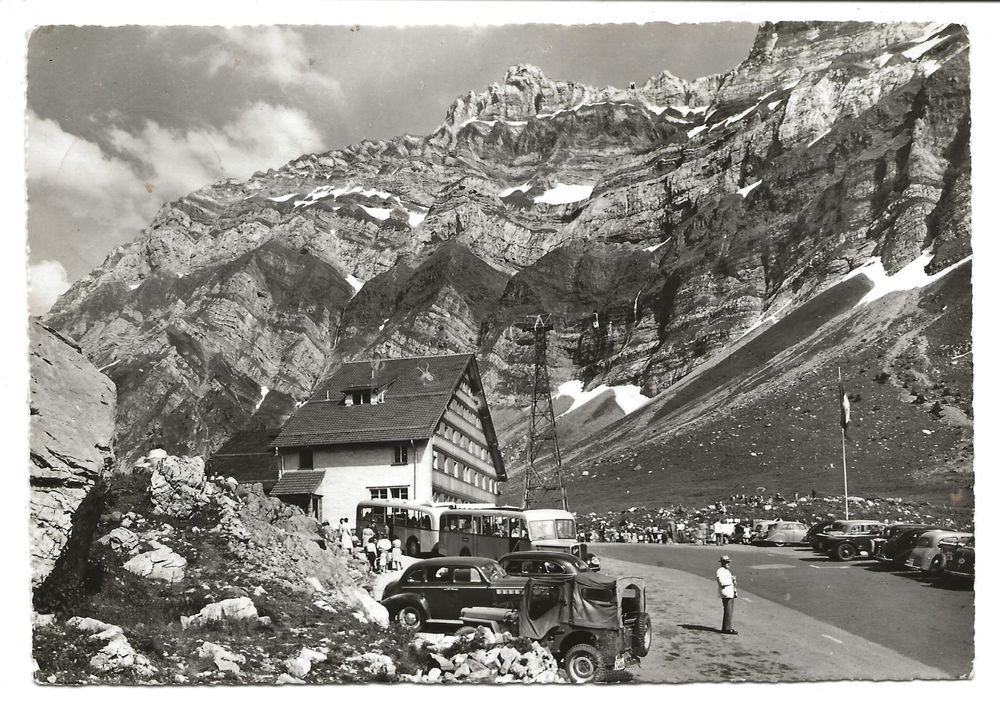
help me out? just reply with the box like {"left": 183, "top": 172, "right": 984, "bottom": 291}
{"left": 503, "top": 263, "right": 972, "bottom": 515}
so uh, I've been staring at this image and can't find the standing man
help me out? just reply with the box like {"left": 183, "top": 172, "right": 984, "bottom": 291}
{"left": 716, "top": 555, "right": 738, "bottom": 635}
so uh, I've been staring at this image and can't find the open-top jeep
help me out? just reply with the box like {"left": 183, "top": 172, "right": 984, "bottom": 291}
{"left": 458, "top": 573, "right": 650, "bottom": 683}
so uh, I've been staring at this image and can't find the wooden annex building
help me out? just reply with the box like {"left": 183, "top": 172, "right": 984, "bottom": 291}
{"left": 268, "top": 354, "right": 508, "bottom": 524}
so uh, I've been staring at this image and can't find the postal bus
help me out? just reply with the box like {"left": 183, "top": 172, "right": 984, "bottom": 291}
{"left": 355, "top": 500, "right": 585, "bottom": 560}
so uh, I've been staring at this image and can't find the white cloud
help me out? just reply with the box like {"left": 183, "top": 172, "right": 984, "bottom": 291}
{"left": 105, "top": 102, "right": 325, "bottom": 198}
{"left": 28, "top": 260, "right": 71, "bottom": 316}
{"left": 27, "top": 105, "right": 326, "bottom": 284}
{"left": 186, "top": 27, "right": 344, "bottom": 100}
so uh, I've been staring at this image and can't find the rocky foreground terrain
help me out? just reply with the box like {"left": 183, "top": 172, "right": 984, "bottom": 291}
{"left": 43, "top": 21, "right": 971, "bottom": 508}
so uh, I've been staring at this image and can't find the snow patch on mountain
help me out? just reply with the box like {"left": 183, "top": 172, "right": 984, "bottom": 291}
{"left": 840, "top": 251, "right": 972, "bottom": 306}
{"left": 902, "top": 34, "right": 952, "bottom": 61}
{"left": 737, "top": 180, "right": 762, "bottom": 198}
{"left": 345, "top": 274, "right": 366, "bottom": 294}
{"left": 534, "top": 183, "right": 593, "bottom": 205}
{"left": 500, "top": 182, "right": 533, "bottom": 198}
{"left": 555, "top": 380, "right": 650, "bottom": 417}
{"left": 644, "top": 238, "right": 672, "bottom": 253}
{"left": 360, "top": 206, "right": 393, "bottom": 221}
{"left": 255, "top": 385, "right": 270, "bottom": 411}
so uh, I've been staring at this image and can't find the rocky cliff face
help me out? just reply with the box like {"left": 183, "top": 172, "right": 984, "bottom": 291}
{"left": 45, "top": 21, "right": 971, "bottom": 507}
{"left": 30, "top": 320, "right": 116, "bottom": 587}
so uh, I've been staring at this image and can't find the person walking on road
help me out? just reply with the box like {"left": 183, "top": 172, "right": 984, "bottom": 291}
{"left": 716, "top": 555, "right": 738, "bottom": 635}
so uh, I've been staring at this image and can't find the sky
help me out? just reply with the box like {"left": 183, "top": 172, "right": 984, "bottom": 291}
{"left": 24, "top": 22, "right": 757, "bottom": 314}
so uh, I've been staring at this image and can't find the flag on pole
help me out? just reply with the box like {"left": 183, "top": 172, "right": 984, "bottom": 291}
{"left": 838, "top": 374, "right": 851, "bottom": 432}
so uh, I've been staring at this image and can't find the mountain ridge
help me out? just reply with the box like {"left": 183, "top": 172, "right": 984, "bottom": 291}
{"left": 45, "top": 20, "right": 972, "bottom": 510}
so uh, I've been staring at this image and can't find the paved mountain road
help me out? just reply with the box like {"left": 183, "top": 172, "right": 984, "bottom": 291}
{"left": 591, "top": 543, "right": 974, "bottom": 679}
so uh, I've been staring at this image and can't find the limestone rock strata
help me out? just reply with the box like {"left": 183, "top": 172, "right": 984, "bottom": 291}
{"left": 43, "top": 22, "right": 970, "bottom": 485}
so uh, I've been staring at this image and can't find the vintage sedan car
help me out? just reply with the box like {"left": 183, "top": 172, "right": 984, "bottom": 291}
{"left": 904, "top": 530, "right": 974, "bottom": 573}
{"left": 811, "top": 520, "right": 884, "bottom": 554}
{"left": 498, "top": 550, "right": 599, "bottom": 576}
{"left": 872, "top": 524, "right": 940, "bottom": 567}
{"left": 752, "top": 521, "right": 808, "bottom": 547}
{"left": 380, "top": 557, "right": 527, "bottom": 629}
{"left": 942, "top": 537, "right": 974, "bottom": 581}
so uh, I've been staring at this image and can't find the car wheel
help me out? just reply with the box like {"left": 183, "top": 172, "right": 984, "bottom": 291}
{"left": 563, "top": 644, "right": 605, "bottom": 684}
{"left": 406, "top": 538, "right": 420, "bottom": 558}
{"left": 632, "top": 613, "right": 652, "bottom": 657}
{"left": 455, "top": 626, "right": 478, "bottom": 637}
{"left": 773, "top": 541, "right": 786, "bottom": 548}
{"left": 834, "top": 543, "right": 857, "bottom": 561}
{"left": 928, "top": 554, "right": 946, "bottom": 574}
{"left": 397, "top": 605, "right": 425, "bottom": 630}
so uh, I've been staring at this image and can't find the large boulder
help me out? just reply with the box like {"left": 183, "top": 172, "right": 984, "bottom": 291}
{"left": 29, "top": 320, "right": 116, "bottom": 588}
{"left": 122, "top": 542, "right": 187, "bottom": 583}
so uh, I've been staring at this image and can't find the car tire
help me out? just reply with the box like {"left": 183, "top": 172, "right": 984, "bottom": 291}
{"left": 632, "top": 613, "right": 652, "bottom": 657}
{"left": 406, "top": 538, "right": 420, "bottom": 558}
{"left": 834, "top": 543, "right": 856, "bottom": 561}
{"left": 563, "top": 644, "right": 605, "bottom": 684}
{"left": 773, "top": 541, "right": 786, "bottom": 548}
{"left": 928, "top": 554, "right": 946, "bottom": 574}
{"left": 396, "top": 604, "right": 425, "bottom": 630}
{"left": 455, "top": 626, "right": 478, "bottom": 637}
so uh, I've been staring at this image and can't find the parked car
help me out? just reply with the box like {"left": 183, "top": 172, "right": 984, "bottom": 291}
{"left": 752, "top": 521, "right": 808, "bottom": 547}
{"left": 904, "top": 531, "right": 974, "bottom": 573}
{"left": 380, "top": 557, "right": 527, "bottom": 629}
{"left": 942, "top": 537, "right": 974, "bottom": 581}
{"left": 459, "top": 573, "right": 650, "bottom": 683}
{"left": 802, "top": 520, "right": 836, "bottom": 544}
{"left": 811, "top": 520, "right": 884, "bottom": 554}
{"left": 498, "top": 550, "right": 599, "bottom": 576}
{"left": 872, "top": 524, "right": 940, "bottom": 567}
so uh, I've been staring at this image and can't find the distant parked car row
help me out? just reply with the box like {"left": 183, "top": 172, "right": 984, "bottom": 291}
{"left": 807, "top": 520, "right": 974, "bottom": 580}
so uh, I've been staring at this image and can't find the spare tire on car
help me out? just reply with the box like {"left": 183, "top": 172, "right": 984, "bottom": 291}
{"left": 632, "top": 612, "right": 652, "bottom": 656}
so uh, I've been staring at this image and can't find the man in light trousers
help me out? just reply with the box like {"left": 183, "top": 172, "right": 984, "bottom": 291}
{"left": 716, "top": 555, "right": 738, "bottom": 634}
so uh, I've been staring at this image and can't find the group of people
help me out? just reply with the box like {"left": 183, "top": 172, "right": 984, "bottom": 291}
{"left": 336, "top": 517, "right": 403, "bottom": 573}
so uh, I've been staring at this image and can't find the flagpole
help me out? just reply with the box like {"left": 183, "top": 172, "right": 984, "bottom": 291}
{"left": 839, "top": 366, "right": 849, "bottom": 520}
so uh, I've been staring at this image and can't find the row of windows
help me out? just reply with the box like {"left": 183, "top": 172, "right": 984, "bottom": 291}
{"left": 432, "top": 450, "right": 499, "bottom": 494}
{"left": 359, "top": 502, "right": 431, "bottom": 529}
{"left": 368, "top": 487, "right": 409, "bottom": 500}
{"left": 295, "top": 446, "right": 408, "bottom": 469}
{"left": 436, "top": 420, "right": 490, "bottom": 462}
{"left": 442, "top": 513, "right": 526, "bottom": 536}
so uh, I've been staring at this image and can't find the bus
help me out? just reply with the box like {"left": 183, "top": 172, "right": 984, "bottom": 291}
{"left": 355, "top": 500, "right": 585, "bottom": 560}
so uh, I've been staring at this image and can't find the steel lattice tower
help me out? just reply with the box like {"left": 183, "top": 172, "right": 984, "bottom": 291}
{"left": 516, "top": 314, "right": 569, "bottom": 511}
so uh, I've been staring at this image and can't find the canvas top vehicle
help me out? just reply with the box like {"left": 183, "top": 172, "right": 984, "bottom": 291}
{"left": 459, "top": 573, "right": 650, "bottom": 684}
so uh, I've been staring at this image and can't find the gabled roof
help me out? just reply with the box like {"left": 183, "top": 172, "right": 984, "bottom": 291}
{"left": 271, "top": 354, "right": 475, "bottom": 449}
{"left": 270, "top": 470, "right": 325, "bottom": 496}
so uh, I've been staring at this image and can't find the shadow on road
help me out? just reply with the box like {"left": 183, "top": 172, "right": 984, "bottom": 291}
{"left": 679, "top": 623, "right": 720, "bottom": 633}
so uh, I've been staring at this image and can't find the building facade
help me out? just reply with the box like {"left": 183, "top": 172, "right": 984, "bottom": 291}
{"left": 269, "top": 354, "right": 507, "bottom": 524}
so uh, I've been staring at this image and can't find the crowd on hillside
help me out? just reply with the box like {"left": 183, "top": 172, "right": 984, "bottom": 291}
{"left": 574, "top": 490, "right": 972, "bottom": 543}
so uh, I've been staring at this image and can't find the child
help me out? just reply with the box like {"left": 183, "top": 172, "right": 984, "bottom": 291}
{"left": 391, "top": 537, "right": 403, "bottom": 570}
{"left": 365, "top": 536, "right": 378, "bottom": 571}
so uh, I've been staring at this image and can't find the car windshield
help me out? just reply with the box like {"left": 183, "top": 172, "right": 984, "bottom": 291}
{"left": 528, "top": 519, "right": 576, "bottom": 540}
{"left": 480, "top": 562, "right": 506, "bottom": 580}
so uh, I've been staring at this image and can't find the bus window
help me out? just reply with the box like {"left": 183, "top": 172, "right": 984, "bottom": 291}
{"left": 510, "top": 518, "right": 526, "bottom": 538}
{"left": 468, "top": 515, "right": 482, "bottom": 535}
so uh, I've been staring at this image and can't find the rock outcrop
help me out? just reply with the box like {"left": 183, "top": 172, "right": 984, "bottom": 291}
{"left": 29, "top": 320, "right": 116, "bottom": 588}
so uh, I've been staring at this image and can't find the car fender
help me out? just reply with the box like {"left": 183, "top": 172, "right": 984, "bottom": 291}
{"left": 381, "top": 592, "right": 432, "bottom": 618}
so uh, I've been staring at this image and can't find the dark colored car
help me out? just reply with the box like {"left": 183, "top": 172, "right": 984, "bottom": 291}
{"left": 460, "top": 574, "right": 650, "bottom": 683}
{"left": 873, "top": 525, "right": 940, "bottom": 567}
{"left": 498, "top": 550, "right": 598, "bottom": 576}
{"left": 811, "top": 520, "right": 884, "bottom": 555}
{"left": 942, "top": 537, "right": 974, "bottom": 581}
{"left": 380, "top": 557, "right": 527, "bottom": 629}
{"left": 802, "top": 521, "right": 835, "bottom": 545}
